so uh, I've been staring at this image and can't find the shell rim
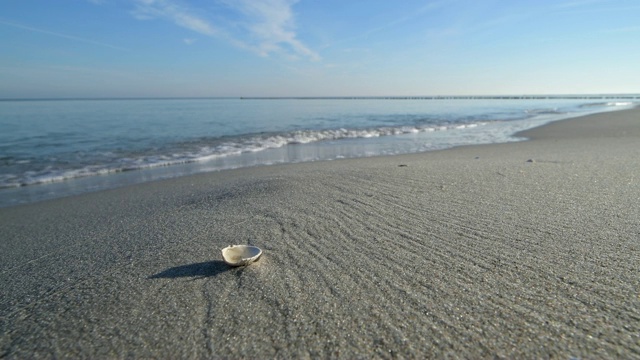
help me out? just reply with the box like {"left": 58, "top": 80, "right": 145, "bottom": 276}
{"left": 221, "top": 245, "right": 262, "bottom": 266}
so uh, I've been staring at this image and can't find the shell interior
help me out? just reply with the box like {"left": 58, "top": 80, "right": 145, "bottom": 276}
{"left": 221, "top": 245, "right": 262, "bottom": 266}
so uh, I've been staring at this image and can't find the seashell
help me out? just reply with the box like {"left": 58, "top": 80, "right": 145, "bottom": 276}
{"left": 221, "top": 245, "right": 262, "bottom": 266}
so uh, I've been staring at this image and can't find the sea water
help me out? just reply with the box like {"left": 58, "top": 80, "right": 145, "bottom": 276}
{"left": 0, "top": 96, "right": 637, "bottom": 207}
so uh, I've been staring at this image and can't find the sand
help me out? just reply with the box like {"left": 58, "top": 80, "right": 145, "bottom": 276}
{"left": 1, "top": 108, "right": 639, "bottom": 358}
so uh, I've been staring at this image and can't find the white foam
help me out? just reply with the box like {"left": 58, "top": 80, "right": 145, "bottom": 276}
{"left": 2, "top": 122, "right": 494, "bottom": 188}
{"left": 607, "top": 101, "right": 633, "bottom": 106}
{"left": 3, "top": 98, "right": 637, "bottom": 190}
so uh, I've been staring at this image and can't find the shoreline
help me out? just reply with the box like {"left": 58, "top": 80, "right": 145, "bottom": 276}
{"left": 1, "top": 107, "right": 639, "bottom": 357}
{"left": 0, "top": 102, "right": 635, "bottom": 209}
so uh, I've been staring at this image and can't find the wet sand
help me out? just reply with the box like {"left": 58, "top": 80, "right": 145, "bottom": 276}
{"left": 1, "top": 108, "right": 639, "bottom": 358}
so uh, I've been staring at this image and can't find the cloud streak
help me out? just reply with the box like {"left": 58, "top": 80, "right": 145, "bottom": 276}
{"left": 133, "top": 0, "right": 218, "bottom": 36}
{"left": 554, "top": 0, "right": 610, "bottom": 9}
{"left": 0, "top": 19, "right": 128, "bottom": 51}
{"left": 320, "top": 1, "right": 450, "bottom": 50}
{"left": 600, "top": 25, "right": 640, "bottom": 34}
{"left": 226, "top": 0, "right": 320, "bottom": 60}
{"left": 131, "top": 0, "right": 318, "bottom": 60}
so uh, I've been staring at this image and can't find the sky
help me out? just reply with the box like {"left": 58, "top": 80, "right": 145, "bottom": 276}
{"left": 1, "top": 0, "right": 639, "bottom": 98}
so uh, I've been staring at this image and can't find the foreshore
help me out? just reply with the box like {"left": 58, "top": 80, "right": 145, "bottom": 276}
{"left": 1, "top": 108, "right": 639, "bottom": 358}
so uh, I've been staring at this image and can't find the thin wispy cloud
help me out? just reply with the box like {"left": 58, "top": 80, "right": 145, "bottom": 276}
{"left": 601, "top": 25, "right": 640, "bottom": 34}
{"left": 0, "top": 19, "right": 128, "bottom": 51}
{"left": 183, "top": 38, "right": 197, "bottom": 45}
{"left": 133, "top": 0, "right": 218, "bottom": 36}
{"left": 226, "top": 0, "right": 320, "bottom": 60}
{"left": 552, "top": 0, "right": 640, "bottom": 15}
{"left": 131, "top": 0, "right": 318, "bottom": 61}
{"left": 554, "top": 0, "right": 607, "bottom": 9}
{"left": 364, "top": 0, "right": 450, "bottom": 38}
{"left": 322, "top": 1, "right": 450, "bottom": 50}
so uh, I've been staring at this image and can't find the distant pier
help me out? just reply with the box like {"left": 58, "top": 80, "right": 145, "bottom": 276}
{"left": 240, "top": 95, "right": 640, "bottom": 100}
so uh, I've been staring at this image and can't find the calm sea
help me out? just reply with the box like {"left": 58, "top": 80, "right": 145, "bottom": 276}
{"left": 0, "top": 96, "right": 637, "bottom": 207}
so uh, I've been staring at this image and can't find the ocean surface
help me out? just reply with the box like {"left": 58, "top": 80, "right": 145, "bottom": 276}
{"left": 0, "top": 96, "right": 637, "bottom": 207}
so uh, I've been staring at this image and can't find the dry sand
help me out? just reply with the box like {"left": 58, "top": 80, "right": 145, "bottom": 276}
{"left": 1, "top": 108, "right": 639, "bottom": 358}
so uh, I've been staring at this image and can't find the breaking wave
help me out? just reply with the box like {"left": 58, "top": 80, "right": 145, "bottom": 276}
{"left": 0, "top": 122, "right": 486, "bottom": 188}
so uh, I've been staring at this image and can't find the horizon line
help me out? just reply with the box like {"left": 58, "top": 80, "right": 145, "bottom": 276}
{"left": 1, "top": 93, "right": 640, "bottom": 102}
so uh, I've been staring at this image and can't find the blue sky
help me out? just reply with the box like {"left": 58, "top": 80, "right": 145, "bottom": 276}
{"left": 1, "top": 0, "right": 639, "bottom": 98}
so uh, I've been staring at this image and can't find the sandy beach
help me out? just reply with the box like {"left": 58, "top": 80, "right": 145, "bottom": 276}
{"left": 1, "top": 108, "right": 639, "bottom": 358}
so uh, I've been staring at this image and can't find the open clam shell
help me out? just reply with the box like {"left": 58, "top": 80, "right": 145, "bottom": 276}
{"left": 221, "top": 245, "right": 262, "bottom": 266}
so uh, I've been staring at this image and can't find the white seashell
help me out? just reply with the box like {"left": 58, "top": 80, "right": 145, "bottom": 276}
{"left": 221, "top": 245, "right": 262, "bottom": 266}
